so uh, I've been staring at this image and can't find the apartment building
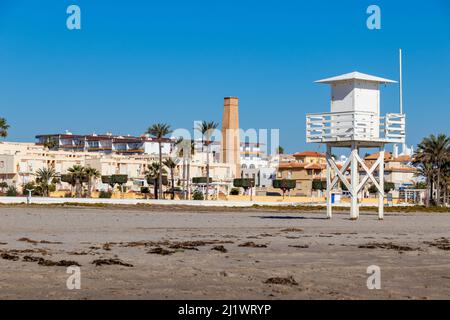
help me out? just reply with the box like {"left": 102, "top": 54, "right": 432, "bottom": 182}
{"left": 277, "top": 151, "right": 327, "bottom": 195}
{"left": 364, "top": 152, "right": 417, "bottom": 188}
{"left": 35, "top": 132, "right": 172, "bottom": 155}
{"left": 0, "top": 142, "right": 161, "bottom": 192}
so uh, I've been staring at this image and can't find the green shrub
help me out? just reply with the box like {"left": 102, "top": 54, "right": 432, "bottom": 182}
{"left": 0, "top": 181, "right": 8, "bottom": 192}
{"left": 192, "top": 190, "right": 204, "bottom": 200}
{"left": 111, "top": 174, "right": 128, "bottom": 185}
{"left": 22, "top": 182, "right": 41, "bottom": 196}
{"left": 230, "top": 188, "right": 240, "bottom": 195}
{"left": 272, "top": 179, "right": 296, "bottom": 190}
{"left": 368, "top": 181, "right": 395, "bottom": 194}
{"left": 99, "top": 191, "right": 112, "bottom": 198}
{"left": 272, "top": 179, "right": 296, "bottom": 197}
{"left": 312, "top": 180, "right": 326, "bottom": 190}
{"left": 233, "top": 178, "right": 255, "bottom": 189}
{"left": 192, "top": 177, "right": 212, "bottom": 184}
{"left": 384, "top": 182, "right": 395, "bottom": 193}
{"left": 6, "top": 186, "right": 18, "bottom": 197}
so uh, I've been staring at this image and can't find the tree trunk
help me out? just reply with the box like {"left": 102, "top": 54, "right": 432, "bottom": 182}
{"left": 75, "top": 178, "right": 82, "bottom": 198}
{"left": 430, "top": 178, "right": 434, "bottom": 205}
{"left": 436, "top": 168, "right": 441, "bottom": 206}
{"left": 87, "top": 178, "right": 92, "bottom": 198}
{"left": 158, "top": 142, "right": 163, "bottom": 199}
{"left": 171, "top": 169, "right": 175, "bottom": 200}
{"left": 187, "top": 161, "right": 191, "bottom": 200}
{"left": 206, "top": 143, "right": 210, "bottom": 200}
{"left": 154, "top": 178, "right": 158, "bottom": 199}
{"left": 182, "top": 158, "right": 186, "bottom": 200}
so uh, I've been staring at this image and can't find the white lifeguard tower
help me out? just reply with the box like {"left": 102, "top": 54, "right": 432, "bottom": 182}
{"left": 306, "top": 71, "right": 405, "bottom": 220}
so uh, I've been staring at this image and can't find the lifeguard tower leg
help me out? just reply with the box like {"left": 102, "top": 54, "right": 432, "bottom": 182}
{"left": 326, "top": 144, "right": 332, "bottom": 219}
{"left": 350, "top": 143, "right": 359, "bottom": 220}
{"left": 378, "top": 147, "right": 385, "bottom": 220}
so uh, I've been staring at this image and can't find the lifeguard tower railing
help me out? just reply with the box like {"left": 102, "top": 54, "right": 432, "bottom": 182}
{"left": 306, "top": 111, "right": 405, "bottom": 144}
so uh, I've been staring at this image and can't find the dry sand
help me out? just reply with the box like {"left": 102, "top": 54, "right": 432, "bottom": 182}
{"left": 0, "top": 205, "right": 449, "bottom": 300}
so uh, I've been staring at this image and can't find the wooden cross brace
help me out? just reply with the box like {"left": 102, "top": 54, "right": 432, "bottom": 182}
{"left": 355, "top": 153, "right": 382, "bottom": 194}
{"left": 326, "top": 153, "right": 352, "bottom": 195}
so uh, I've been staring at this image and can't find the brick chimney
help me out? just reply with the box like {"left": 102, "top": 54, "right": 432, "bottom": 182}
{"left": 221, "top": 97, "right": 241, "bottom": 178}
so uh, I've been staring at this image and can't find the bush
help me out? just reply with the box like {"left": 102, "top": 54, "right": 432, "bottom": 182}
{"left": 272, "top": 179, "right": 296, "bottom": 190}
{"left": 99, "top": 191, "right": 112, "bottom": 198}
{"left": 368, "top": 181, "right": 395, "bottom": 194}
{"left": 230, "top": 188, "right": 240, "bottom": 195}
{"left": 233, "top": 178, "right": 255, "bottom": 189}
{"left": 0, "top": 181, "right": 8, "bottom": 192}
{"left": 312, "top": 180, "right": 326, "bottom": 190}
{"left": 192, "top": 190, "right": 204, "bottom": 200}
{"left": 111, "top": 174, "right": 128, "bottom": 185}
{"left": 192, "top": 177, "right": 212, "bottom": 184}
{"left": 6, "top": 186, "right": 18, "bottom": 197}
{"left": 384, "top": 182, "right": 395, "bottom": 193}
{"left": 22, "top": 182, "right": 41, "bottom": 196}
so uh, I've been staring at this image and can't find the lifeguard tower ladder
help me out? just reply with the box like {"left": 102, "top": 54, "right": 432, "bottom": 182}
{"left": 306, "top": 72, "right": 405, "bottom": 220}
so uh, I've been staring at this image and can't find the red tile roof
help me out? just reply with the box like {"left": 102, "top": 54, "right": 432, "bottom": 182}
{"left": 278, "top": 162, "right": 307, "bottom": 169}
{"left": 278, "top": 162, "right": 325, "bottom": 170}
{"left": 293, "top": 151, "right": 326, "bottom": 158}
{"left": 392, "top": 155, "right": 411, "bottom": 162}
{"left": 364, "top": 152, "right": 392, "bottom": 161}
{"left": 304, "top": 163, "right": 326, "bottom": 170}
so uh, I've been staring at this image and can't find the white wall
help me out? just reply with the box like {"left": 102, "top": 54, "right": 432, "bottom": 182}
{"left": 143, "top": 141, "right": 171, "bottom": 155}
{"left": 354, "top": 81, "right": 380, "bottom": 114}
{"left": 331, "top": 81, "right": 355, "bottom": 112}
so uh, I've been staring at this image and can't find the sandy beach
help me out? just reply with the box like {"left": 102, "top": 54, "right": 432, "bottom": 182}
{"left": 0, "top": 205, "right": 449, "bottom": 300}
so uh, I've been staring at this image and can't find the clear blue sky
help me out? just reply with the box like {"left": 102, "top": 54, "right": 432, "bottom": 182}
{"left": 0, "top": 0, "right": 449, "bottom": 153}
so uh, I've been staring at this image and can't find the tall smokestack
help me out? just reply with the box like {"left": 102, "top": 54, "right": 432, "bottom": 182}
{"left": 221, "top": 97, "right": 241, "bottom": 178}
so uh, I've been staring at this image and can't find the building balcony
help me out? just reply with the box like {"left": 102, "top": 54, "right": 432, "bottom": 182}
{"left": 114, "top": 149, "right": 145, "bottom": 154}
{"left": 88, "top": 147, "right": 112, "bottom": 151}
{"left": 61, "top": 144, "right": 85, "bottom": 149}
{"left": 306, "top": 111, "right": 405, "bottom": 145}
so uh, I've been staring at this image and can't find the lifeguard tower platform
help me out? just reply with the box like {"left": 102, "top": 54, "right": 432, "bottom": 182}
{"left": 306, "top": 71, "right": 405, "bottom": 220}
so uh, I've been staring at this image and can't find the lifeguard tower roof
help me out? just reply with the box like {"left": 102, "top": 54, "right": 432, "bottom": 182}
{"left": 315, "top": 71, "right": 397, "bottom": 84}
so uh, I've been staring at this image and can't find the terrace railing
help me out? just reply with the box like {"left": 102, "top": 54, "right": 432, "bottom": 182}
{"left": 306, "top": 111, "right": 405, "bottom": 144}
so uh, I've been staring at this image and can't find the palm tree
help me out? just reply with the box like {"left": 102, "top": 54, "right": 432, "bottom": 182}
{"left": 67, "top": 165, "right": 86, "bottom": 198}
{"left": 414, "top": 162, "right": 435, "bottom": 207}
{"left": 413, "top": 134, "right": 450, "bottom": 206}
{"left": 196, "top": 121, "right": 218, "bottom": 200}
{"left": 177, "top": 139, "right": 195, "bottom": 200}
{"left": 0, "top": 181, "right": 9, "bottom": 193}
{"left": 0, "top": 117, "right": 9, "bottom": 139}
{"left": 147, "top": 123, "right": 172, "bottom": 199}
{"left": 84, "top": 167, "right": 101, "bottom": 198}
{"left": 34, "top": 168, "right": 56, "bottom": 197}
{"left": 145, "top": 162, "right": 166, "bottom": 199}
{"left": 163, "top": 157, "right": 178, "bottom": 200}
